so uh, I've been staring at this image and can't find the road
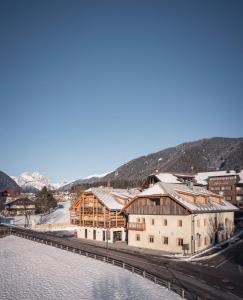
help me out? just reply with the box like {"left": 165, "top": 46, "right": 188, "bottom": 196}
{"left": 2, "top": 225, "right": 243, "bottom": 300}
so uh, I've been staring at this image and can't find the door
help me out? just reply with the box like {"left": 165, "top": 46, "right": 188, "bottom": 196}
{"left": 113, "top": 231, "right": 122, "bottom": 242}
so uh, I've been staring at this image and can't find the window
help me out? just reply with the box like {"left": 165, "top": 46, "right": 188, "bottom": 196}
{"left": 151, "top": 219, "right": 155, "bottom": 225}
{"left": 137, "top": 218, "right": 140, "bottom": 223}
{"left": 236, "top": 196, "right": 243, "bottom": 201}
{"left": 204, "top": 237, "right": 207, "bottom": 245}
{"left": 93, "top": 230, "right": 96, "bottom": 240}
{"left": 225, "top": 196, "right": 232, "bottom": 201}
{"left": 142, "top": 218, "right": 145, "bottom": 223}
{"left": 149, "top": 235, "right": 154, "bottom": 243}
{"left": 197, "top": 220, "right": 200, "bottom": 227}
{"left": 136, "top": 234, "right": 140, "bottom": 241}
{"left": 150, "top": 198, "right": 160, "bottom": 206}
{"left": 178, "top": 220, "right": 183, "bottom": 227}
{"left": 163, "top": 219, "right": 167, "bottom": 226}
{"left": 85, "top": 229, "right": 88, "bottom": 239}
{"left": 177, "top": 238, "right": 183, "bottom": 246}
{"left": 163, "top": 237, "right": 169, "bottom": 245}
{"left": 222, "top": 186, "right": 232, "bottom": 191}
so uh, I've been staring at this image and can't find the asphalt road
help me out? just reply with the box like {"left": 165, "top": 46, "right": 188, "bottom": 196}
{"left": 2, "top": 225, "right": 243, "bottom": 300}
{"left": 182, "top": 239, "right": 243, "bottom": 299}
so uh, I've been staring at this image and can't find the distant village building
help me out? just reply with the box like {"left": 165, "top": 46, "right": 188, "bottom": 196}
{"left": 123, "top": 182, "right": 238, "bottom": 254}
{"left": 4, "top": 197, "right": 35, "bottom": 216}
{"left": 0, "top": 189, "right": 20, "bottom": 198}
{"left": 70, "top": 187, "right": 139, "bottom": 243}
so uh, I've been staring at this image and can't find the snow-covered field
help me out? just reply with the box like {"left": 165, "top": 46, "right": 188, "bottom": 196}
{"left": 0, "top": 236, "right": 180, "bottom": 300}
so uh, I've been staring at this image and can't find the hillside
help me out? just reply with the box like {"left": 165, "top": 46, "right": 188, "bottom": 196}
{"left": 0, "top": 170, "right": 21, "bottom": 192}
{"left": 60, "top": 137, "right": 243, "bottom": 191}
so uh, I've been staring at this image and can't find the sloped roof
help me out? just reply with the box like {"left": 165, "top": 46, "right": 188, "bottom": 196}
{"left": 154, "top": 173, "right": 181, "bottom": 184}
{"left": 195, "top": 170, "right": 243, "bottom": 185}
{"left": 137, "top": 182, "right": 238, "bottom": 213}
{"left": 86, "top": 187, "right": 138, "bottom": 210}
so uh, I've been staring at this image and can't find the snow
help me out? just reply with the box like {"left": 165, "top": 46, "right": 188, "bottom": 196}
{"left": 0, "top": 202, "right": 70, "bottom": 227}
{"left": 139, "top": 182, "right": 238, "bottom": 213}
{"left": 83, "top": 172, "right": 110, "bottom": 179}
{"left": 0, "top": 214, "right": 42, "bottom": 227}
{"left": 37, "top": 201, "right": 71, "bottom": 224}
{"left": 155, "top": 173, "right": 181, "bottom": 184}
{"left": 12, "top": 171, "right": 62, "bottom": 191}
{"left": 0, "top": 236, "right": 180, "bottom": 300}
{"left": 195, "top": 170, "right": 242, "bottom": 185}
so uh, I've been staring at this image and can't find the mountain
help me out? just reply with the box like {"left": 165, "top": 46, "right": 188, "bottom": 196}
{"left": 12, "top": 172, "right": 61, "bottom": 192}
{"left": 60, "top": 137, "right": 243, "bottom": 191}
{"left": 0, "top": 170, "right": 21, "bottom": 192}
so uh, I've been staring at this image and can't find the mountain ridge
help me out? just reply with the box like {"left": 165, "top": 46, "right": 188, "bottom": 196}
{"left": 59, "top": 137, "right": 243, "bottom": 191}
{"left": 12, "top": 171, "right": 62, "bottom": 192}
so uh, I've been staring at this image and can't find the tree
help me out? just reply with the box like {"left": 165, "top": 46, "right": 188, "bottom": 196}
{"left": 35, "top": 186, "right": 57, "bottom": 213}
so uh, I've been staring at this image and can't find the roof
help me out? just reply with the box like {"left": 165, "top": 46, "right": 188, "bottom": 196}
{"left": 195, "top": 170, "right": 243, "bottom": 185}
{"left": 136, "top": 182, "right": 238, "bottom": 213}
{"left": 4, "top": 197, "right": 34, "bottom": 206}
{"left": 150, "top": 170, "right": 243, "bottom": 185}
{"left": 85, "top": 187, "right": 138, "bottom": 210}
{"left": 153, "top": 173, "right": 181, "bottom": 184}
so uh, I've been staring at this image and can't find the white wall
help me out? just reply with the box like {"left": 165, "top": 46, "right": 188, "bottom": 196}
{"left": 128, "top": 212, "right": 234, "bottom": 254}
{"left": 77, "top": 227, "right": 126, "bottom": 243}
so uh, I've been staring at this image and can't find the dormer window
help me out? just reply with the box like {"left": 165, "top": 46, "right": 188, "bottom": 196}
{"left": 150, "top": 198, "right": 160, "bottom": 206}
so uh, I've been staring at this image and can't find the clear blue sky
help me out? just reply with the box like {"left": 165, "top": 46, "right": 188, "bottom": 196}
{"left": 0, "top": 0, "right": 243, "bottom": 182}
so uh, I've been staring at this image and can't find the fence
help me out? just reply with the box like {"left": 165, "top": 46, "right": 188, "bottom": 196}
{"left": 31, "top": 222, "right": 76, "bottom": 231}
{"left": 9, "top": 227, "right": 193, "bottom": 299}
{"left": 0, "top": 227, "right": 10, "bottom": 238}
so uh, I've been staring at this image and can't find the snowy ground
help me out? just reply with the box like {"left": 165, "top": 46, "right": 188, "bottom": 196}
{"left": 0, "top": 236, "right": 180, "bottom": 300}
{"left": 37, "top": 201, "right": 71, "bottom": 224}
{"left": 0, "top": 201, "right": 70, "bottom": 227}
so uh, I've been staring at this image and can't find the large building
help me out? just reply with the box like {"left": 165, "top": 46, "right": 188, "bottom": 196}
{"left": 70, "top": 187, "right": 138, "bottom": 243}
{"left": 123, "top": 182, "right": 238, "bottom": 254}
{"left": 144, "top": 170, "right": 243, "bottom": 209}
{"left": 195, "top": 170, "right": 243, "bottom": 209}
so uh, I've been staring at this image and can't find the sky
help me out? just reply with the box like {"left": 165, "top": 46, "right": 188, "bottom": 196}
{"left": 0, "top": 0, "right": 243, "bottom": 183}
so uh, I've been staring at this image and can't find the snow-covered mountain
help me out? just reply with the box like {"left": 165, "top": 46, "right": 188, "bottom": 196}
{"left": 12, "top": 172, "right": 62, "bottom": 192}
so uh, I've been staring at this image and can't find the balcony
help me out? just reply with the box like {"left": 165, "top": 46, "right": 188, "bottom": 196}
{"left": 127, "top": 222, "right": 146, "bottom": 231}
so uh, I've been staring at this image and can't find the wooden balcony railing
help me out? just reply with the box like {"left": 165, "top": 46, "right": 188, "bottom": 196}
{"left": 127, "top": 222, "right": 146, "bottom": 231}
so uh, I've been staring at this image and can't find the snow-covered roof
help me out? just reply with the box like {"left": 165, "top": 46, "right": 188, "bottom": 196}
{"left": 151, "top": 170, "right": 243, "bottom": 186}
{"left": 153, "top": 173, "right": 181, "bottom": 184}
{"left": 195, "top": 170, "right": 243, "bottom": 185}
{"left": 138, "top": 182, "right": 238, "bottom": 213}
{"left": 86, "top": 187, "right": 137, "bottom": 210}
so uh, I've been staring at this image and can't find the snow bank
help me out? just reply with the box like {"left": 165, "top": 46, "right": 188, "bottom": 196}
{"left": 0, "top": 236, "right": 180, "bottom": 300}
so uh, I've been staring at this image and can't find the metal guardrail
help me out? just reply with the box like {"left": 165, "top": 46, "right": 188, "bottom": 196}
{"left": 4, "top": 226, "right": 196, "bottom": 300}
